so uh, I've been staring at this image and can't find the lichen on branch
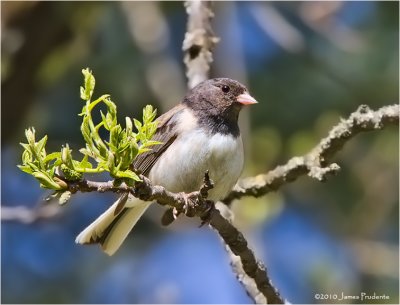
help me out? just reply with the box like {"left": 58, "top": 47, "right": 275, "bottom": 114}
{"left": 223, "top": 104, "right": 399, "bottom": 204}
{"left": 183, "top": 0, "right": 219, "bottom": 88}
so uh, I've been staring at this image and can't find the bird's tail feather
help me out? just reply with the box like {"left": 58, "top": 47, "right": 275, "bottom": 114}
{"left": 75, "top": 194, "right": 151, "bottom": 256}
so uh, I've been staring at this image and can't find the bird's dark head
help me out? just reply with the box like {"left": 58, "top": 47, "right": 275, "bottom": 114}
{"left": 183, "top": 78, "right": 257, "bottom": 135}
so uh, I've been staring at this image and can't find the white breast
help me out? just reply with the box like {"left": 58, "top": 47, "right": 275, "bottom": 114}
{"left": 149, "top": 109, "right": 244, "bottom": 201}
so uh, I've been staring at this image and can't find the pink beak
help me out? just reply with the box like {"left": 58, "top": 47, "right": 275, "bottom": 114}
{"left": 237, "top": 92, "right": 258, "bottom": 105}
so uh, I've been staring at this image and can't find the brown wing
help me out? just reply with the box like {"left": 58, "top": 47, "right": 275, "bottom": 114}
{"left": 132, "top": 104, "right": 184, "bottom": 176}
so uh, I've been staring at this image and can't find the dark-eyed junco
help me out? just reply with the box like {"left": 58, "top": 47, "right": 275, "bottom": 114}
{"left": 76, "top": 78, "right": 257, "bottom": 255}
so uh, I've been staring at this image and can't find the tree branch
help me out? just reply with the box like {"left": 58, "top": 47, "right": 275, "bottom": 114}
{"left": 64, "top": 172, "right": 284, "bottom": 303}
{"left": 183, "top": 0, "right": 219, "bottom": 89}
{"left": 63, "top": 174, "right": 212, "bottom": 219}
{"left": 6, "top": 103, "right": 397, "bottom": 302}
{"left": 205, "top": 207, "right": 284, "bottom": 304}
{"left": 183, "top": 2, "right": 282, "bottom": 302}
{"left": 223, "top": 104, "right": 399, "bottom": 204}
{"left": 1, "top": 205, "right": 61, "bottom": 224}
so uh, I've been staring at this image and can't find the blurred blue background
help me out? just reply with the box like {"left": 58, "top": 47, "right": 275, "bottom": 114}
{"left": 1, "top": 1, "right": 398, "bottom": 303}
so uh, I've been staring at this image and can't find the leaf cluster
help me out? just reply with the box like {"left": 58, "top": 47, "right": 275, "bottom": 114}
{"left": 18, "top": 68, "right": 160, "bottom": 194}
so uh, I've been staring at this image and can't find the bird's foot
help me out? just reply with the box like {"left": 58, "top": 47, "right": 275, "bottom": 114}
{"left": 160, "top": 192, "right": 197, "bottom": 226}
{"left": 180, "top": 191, "right": 198, "bottom": 217}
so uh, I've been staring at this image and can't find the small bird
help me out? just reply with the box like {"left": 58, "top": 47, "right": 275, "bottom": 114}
{"left": 75, "top": 78, "right": 257, "bottom": 255}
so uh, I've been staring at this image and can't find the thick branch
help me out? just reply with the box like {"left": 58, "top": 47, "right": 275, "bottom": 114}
{"left": 223, "top": 104, "right": 399, "bottom": 204}
{"left": 183, "top": 0, "right": 219, "bottom": 88}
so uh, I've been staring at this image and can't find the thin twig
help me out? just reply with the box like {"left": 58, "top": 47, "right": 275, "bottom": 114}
{"left": 223, "top": 104, "right": 399, "bottom": 205}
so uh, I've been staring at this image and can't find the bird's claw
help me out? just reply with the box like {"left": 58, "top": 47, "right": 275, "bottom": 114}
{"left": 172, "top": 207, "right": 180, "bottom": 219}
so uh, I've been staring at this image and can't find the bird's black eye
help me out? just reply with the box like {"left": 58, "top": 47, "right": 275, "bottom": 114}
{"left": 221, "top": 85, "right": 230, "bottom": 93}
